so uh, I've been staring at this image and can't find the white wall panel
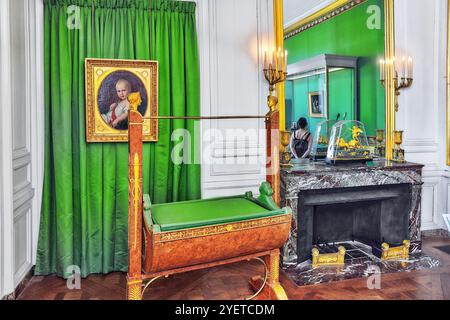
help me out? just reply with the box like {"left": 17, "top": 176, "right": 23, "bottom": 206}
{"left": 13, "top": 207, "right": 31, "bottom": 285}
{"left": 421, "top": 178, "right": 440, "bottom": 230}
{"left": 198, "top": 0, "right": 273, "bottom": 198}
{"left": 0, "top": 0, "right": 14, "bottom": 300}
{"left": 10, "top": 0, "right": 35, "bottom": 290}
{"left": 395, "top": 0, "right": 448, "bottom": 231}
{"left": 11, "top": 0, "right": 28, "bottom": 152}
{"left": 0, "top": 0, "right": 40, "bottom": 298}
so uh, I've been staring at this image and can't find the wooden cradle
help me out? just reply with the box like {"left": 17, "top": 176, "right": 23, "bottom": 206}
{"left": 126, "top": 110, "right": 291, "bottom": 300}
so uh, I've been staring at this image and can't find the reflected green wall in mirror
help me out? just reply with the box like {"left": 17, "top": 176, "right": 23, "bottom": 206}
{"left": 285, "top": 0, "right": 385, "bottom": 136}
{"left": 286, "top": 68, "right": 355, "bottom": 135}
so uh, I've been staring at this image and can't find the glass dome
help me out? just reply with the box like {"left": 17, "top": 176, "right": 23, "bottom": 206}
{"left": 326, "top": 120, "right": 373, "bottom": 164}
{"left": 310, "top": 119, "right": 336, "bottom": 161}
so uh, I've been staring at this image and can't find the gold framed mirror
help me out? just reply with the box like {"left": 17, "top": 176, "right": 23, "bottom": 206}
{"left": 274, "top": 0, "right": 396, "bottom": 160}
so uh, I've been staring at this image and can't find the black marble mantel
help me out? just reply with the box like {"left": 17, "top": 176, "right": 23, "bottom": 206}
{"left": 280, "top": 160, "right": 425, "bottom": 266}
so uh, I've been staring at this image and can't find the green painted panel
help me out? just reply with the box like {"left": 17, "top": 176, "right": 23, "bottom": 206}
{"left": 329, "top": 68, "right": 354, "bottom": 122}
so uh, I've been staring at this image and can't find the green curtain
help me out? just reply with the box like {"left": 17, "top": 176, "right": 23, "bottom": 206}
{"left": 35, "top": 0, "right": 201, "bottom": 278}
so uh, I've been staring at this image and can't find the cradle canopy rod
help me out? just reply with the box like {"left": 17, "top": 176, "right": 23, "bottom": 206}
{"left": 142, "top": 115, "right": 270, "bottom": 120}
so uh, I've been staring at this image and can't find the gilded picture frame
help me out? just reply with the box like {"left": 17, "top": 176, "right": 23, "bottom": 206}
{"left": 308, "top": 92, "right": 324, "bottom": 118}
{"left": 85, "top": 58, "right": 158, "bottom": 142}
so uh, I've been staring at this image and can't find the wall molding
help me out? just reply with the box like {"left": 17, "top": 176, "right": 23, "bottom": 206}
{"left": 30, "top": 0, "right": 45, "bottom": 267}
{"left": 284, "top": 0, "right": 367, "bottom": 39}
{"left": 0, "top": 0, "right": 41, "bottom": 297}
{"left": 12, "top": 150, "right": 31, "bottom": 171}
{"left": 283, "top": 0, "right": 336, "bottom": 30}
{"left": 421, "top": 178, "right": 440, "bottom": 230}
{"left": 0, "top": 0, "right": 14, "bottom": 298}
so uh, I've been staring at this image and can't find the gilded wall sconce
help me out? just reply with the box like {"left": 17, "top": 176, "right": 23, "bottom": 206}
{"left": 380, "top": 56, "right": 413, "bottom": 112}
{"left": 263, "top": 48, "right": 288, "bottom": 113}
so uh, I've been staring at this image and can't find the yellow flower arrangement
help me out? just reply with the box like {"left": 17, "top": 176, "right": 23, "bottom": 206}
{"left": 318, "top": 136, "right": 329, "bottom": 145}
{"left": 338, "top": 138, "right": 348, "bottom": 149}
{"left": 351, "top": 126, "right": 363, "bottom": 141}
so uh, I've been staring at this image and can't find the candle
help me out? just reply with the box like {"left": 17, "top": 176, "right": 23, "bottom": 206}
{"left": 392, "top": 57, "right": 396, "bottom": 77}
{"left": 271, "top": 49, "right": 275, "bottom": 69}
{"left": 402, "top": 56, "right": 406, "bottom": 79}
{"left": 264, "top": 50, "right": 268, "bottom": 70}
{"left": 278, "top": 47, "right": 282, "bottom": 72}
{"left": 408, "top": 56, "right": 413, "bottom": 79}
{"left": 275, "top": 48, "right": 279, "bottom": 72}
{"left": 274, "top": 49, "right": 277, "bottom": 71}
{"left": 285, "top": 50, "right": 288, "bottom": 72}
{"left": 380, "top": 59, "right": 385, "bottom": 81}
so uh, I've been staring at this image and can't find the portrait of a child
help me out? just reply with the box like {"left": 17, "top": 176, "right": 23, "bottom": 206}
{"left": 101, "top": 79, "right": 131, "bottom": 129}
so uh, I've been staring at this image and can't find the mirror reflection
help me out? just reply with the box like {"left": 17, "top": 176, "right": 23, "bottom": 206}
{"left": 283, "top": 0, "right": 386, "bottom": 161}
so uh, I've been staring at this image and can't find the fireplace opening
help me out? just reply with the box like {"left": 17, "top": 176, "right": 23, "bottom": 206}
{"left": 297, "top": 184, "right": 412, "bottom": 264}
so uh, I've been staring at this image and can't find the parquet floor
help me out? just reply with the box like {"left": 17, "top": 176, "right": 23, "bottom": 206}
{"left": 17, "top": 237, "right": 450, "bottom": 300}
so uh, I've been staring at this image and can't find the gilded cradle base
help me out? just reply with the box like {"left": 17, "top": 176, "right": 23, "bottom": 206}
{"left": 136, "top": 249, "right": 288, "bottom": 300}
{"left": 249, "top": 250, "right": 288, "bottom": 300}
{"left": 137, "top": 206, "right": 291, "bottom": 301}
{"left": 126, "top": 277, "right": 142, "bottom": 300}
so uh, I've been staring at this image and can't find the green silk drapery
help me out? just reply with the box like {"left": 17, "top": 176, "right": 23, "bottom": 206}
{"left": 35, "top": 0, "right": 201, "bottom": 278}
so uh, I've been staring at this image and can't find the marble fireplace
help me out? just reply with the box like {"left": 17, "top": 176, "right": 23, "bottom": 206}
{"left": 295, "top": 183, "right": 411, "bottom": 263}
{"left": 280, "top": 161, "right": 424, "bottom": 266}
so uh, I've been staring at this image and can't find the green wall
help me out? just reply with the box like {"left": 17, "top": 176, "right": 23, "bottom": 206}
{"left": 329, "top": 68, "right": 355, "bottom": 122}
{"left": 285, "top": 0, "right": 385, "bottom": 135}
{"left": 286, "top": 68, "right": 355, "bottom": 135}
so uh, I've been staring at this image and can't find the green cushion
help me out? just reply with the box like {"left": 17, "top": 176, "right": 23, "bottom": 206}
{"left": 151, "top": 197, "right": 283, "bottom": 232}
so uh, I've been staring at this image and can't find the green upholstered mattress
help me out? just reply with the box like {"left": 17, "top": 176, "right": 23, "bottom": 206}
{"left": 150, "top": 196, "right": 284, "bottom": 232}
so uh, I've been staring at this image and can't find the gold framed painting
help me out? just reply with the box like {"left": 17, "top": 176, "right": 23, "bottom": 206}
{"left": 85, "top": 58, "right": 158, "bottom": 142}
{"left": 308, "top": 91, "right": 324, "bottom": 118}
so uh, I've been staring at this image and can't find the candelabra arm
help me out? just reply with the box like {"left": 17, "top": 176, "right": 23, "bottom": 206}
{"left": 380, "top": 76, "right": 413, "bottom": 113}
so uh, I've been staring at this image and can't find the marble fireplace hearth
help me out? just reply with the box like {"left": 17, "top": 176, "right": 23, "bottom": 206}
{"left": 280, "top": 160, "right": 441, "bottom": 286}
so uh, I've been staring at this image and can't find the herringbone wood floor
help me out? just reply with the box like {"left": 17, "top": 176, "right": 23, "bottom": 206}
{"left": 17, "top": 237, "right": 450, "bottom": 300}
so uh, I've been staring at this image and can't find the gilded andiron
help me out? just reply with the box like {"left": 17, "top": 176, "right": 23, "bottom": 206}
{"left": 381, "top": 240, "right": 410, "bottom": 261}
{"left": 312, "top": 246, "right": 346, "bottom": 268}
